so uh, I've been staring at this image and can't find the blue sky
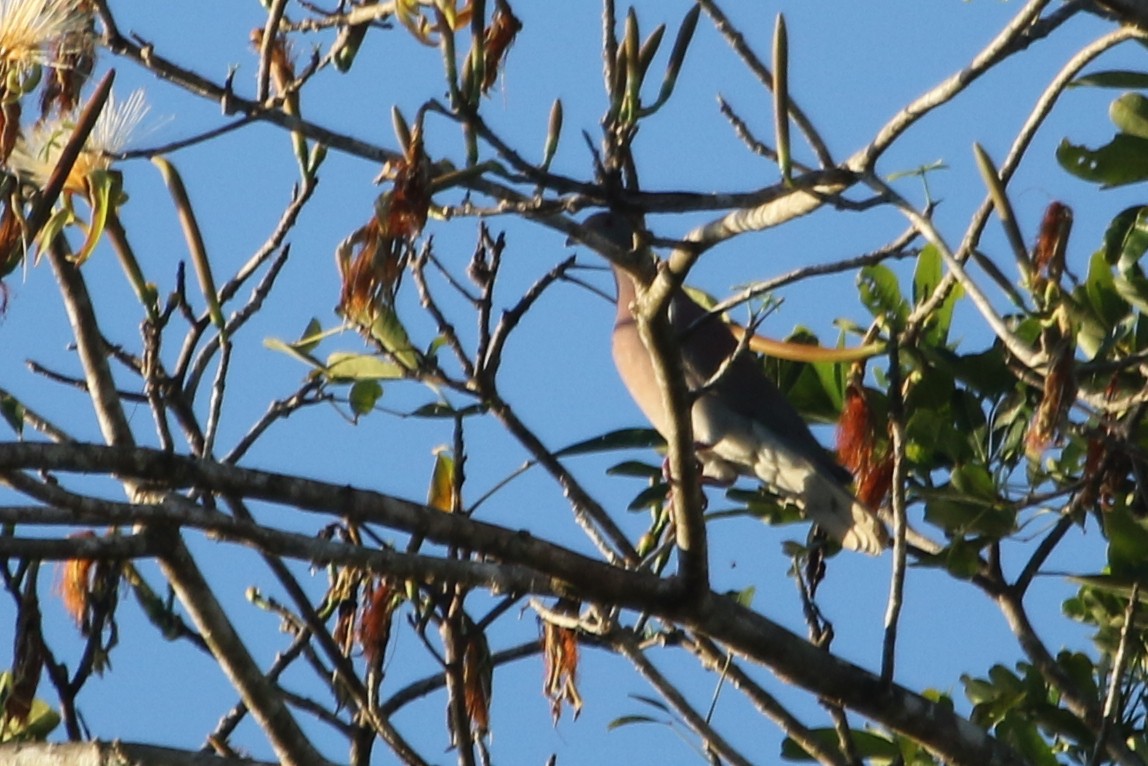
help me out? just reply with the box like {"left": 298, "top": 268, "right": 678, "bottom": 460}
{"left": 2, "top": 2, "right": 1146, "bottom": 763}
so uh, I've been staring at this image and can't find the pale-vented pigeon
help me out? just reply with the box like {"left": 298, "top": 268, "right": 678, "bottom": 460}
{"left": 583, "top": 212, "right": 887, "bottom": 555}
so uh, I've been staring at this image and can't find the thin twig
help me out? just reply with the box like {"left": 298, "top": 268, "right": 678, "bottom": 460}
{"left": 615, "top": 629, "right": 755, "bottom": 766}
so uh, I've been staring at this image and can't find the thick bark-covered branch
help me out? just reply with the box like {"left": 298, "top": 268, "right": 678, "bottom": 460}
{"left": 0, "top": 440, "right": 1021, "bottom": 765}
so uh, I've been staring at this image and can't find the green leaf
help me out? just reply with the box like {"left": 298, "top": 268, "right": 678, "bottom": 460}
{"left": 628, "top": 483, "right": 670, "bottom": 511}
{"left": 998, "top": 716, "right": 1059, "bottom": 766}
{"left": 264, "top": 336, "right": 323, "bottom": 371}
{"left": 296, "top": 318, "right": 324, "bottom": 354}
{"left": 0, "top": 672, "right": 60, "bottom": 742}
{"left": 1112, "top": 269, "right": 1148, "bottom": 315}
{"left": 857, "top": 264, "right": 908, "bottom": 328}
{"left": 1083, "top": 248, "right": 1130, "bottom": 327}
{"left": 1111, "top": 92, "right": 1148, "bottom": 139}
{"left": 1100, "top": 205, "right": 1148, "bottom": 269}
{"left": 780, "top": 728, "right": 899, "bottom": 762}
{"left": 810, "top": 357, "right": 844, "bottom": 412}
{"left": 0, "top": 393, "right": 24, "bottom": 436}
{"left": 607, "top": 714, "right": 662, "bottom": 730}
{"left": 606, "top": 460, "right": 664, "bottom": 478}
{"left": 732, "top": 585, "right": 755, "bottom": 608}
{"left": 348, "top": 379, "right": 382, "bottom": 416}
{"left": 1057, "top": 135, "right": 1148, "bottom": 188}
{"left": 554, "top": 428, "right": 665, "bottom": 458}
{"left": 71, "top": 168, "right": 121, "bottom": 266}
{"left": 1070, "top": 70, "right": 1148, "bottom": 89}
{"left": 912, "top": 245, "right": 964, "bottom": 345}
{"left": 325, "top": 352, "right": 406, "bottom": 381}
{"left": 1103, "top": 505, "right": 1148, "bottom": 579}
{"left": 407, "top": 401, "right": 488, "bottom": 419}
{"left": 367, "top": 303, "right": 422, "bottom": 370}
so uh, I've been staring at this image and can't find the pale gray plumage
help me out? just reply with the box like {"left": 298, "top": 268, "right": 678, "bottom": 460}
{"left": 585, "top": 212, "right": 887, "bottom": 555}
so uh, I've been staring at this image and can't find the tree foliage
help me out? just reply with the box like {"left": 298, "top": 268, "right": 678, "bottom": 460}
{"left": 1, "top": 2, "right": 1148, "bottom": 765}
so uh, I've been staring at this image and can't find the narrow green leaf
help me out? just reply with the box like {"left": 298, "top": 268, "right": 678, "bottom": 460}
{"left": 1070, "top": 70, "right": 1148, "bottom": 89}
{"left": 605, "top": 460, "right": 663, "bottom": 478}
{"left": 408, "top": 401, "right": 488, "bottom": 418}
{"left": 773, "top": 14, "right": 791, "bottom": 184}
{"left": 554, "top": 427, "right": 664, "bottom": 458}
{"left": 71, "top": 168, "right": 121, "bottom": 266}
{"left": 607, "top": 714, "right": 661, "bottom": 730}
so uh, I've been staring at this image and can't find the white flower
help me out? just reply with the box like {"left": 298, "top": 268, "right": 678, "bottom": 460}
{"left": 0, "top": 0, "right": 88, "bottom": 70}
{"left": 9, "top": 87, "right": 150, "bottom": 190}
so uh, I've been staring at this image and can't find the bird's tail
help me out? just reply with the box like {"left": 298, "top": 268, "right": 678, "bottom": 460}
{"left": 799, "top": 471, "right": 889, "bottom": 555}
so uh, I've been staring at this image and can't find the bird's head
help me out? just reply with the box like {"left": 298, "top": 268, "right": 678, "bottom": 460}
{"left": 573, "top": 211, "right": 655, "bottom": 279}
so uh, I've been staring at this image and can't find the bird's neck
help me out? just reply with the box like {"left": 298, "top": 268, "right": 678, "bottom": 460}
{"left": 611, "top": 262, "right": 639, "bottom": 327}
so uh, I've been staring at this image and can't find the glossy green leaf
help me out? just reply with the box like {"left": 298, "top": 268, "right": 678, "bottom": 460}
{"left": 1082, "top": 248, "right": 1130, "bottom": 331}
{"left": 0, "top": 673, "right": 61, "bottom": 742}
{"left": 628, "top": 482, "right": 670, "bottom": 511}
{"left": 348, "top": 379, "right": 382, "bottom": 416}
{"left": 810, "top": 357, "right": 844, "bottom": 412}
{"left": 913, "top": 245, "right": 964, "bottom": 345}
{"left": 998, "top": 716, "right": 1059, "bottom": 766}
{"left": 368, "top": 304, "right": 422, "bottom": 370}
{"left": 857, "top": 264, "right": 908, "bottom": 328}
{"left": 780, "top": 728, "right": 899, "bottom": 762}
{"left": 1100, "top": 205, "right": 1148, "bottom": 269}
{"left": 554, "top": 427, "right": 665, "bottom": 457}
{"left": 732, "top": 585, "right": 755, "bottom": 608}
{"left": 607, "top": 714, "right": 662, "bottom": 730}
{"left": 606, "top": 460, "right": 663, "bottom": 478}
{"left": 296, "top": 318, "right": 325, "bottom": 354}
{"left": 264, "top": 336, "right": 323, "bottom": 371}
{"left": 1103, "top": 505, "right": 1148, "bottom": 579}
{"left": 325, "top": 352, "right": 406, "bottom": 381}
{"left": 1112, "top": 269, "right": 1148, "bottom": 315}
{"left": 407, "top": 401, "right": 488, "bottom": 419}
{"left": 1070, "top": 70, "right": 1148, "bottom": 89}
{"left": 1057, "top": 135, "right": 1148, "bottom": 188}
{"left": 0, "top": 393, "right": 24, "bottom": 436}
{"left": 1111, "top": 92, "right": 1148, "bottom": 139}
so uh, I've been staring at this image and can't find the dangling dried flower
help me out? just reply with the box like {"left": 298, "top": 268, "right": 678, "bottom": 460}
{"left": 38, "top": 0, "right": 95, "bottom": 118}
{"left": 481, "top": 0, "right": 522, "bottom": 93}
{"left": 462, "top": 622, "right": 493, "bottom": 736}
{"left": 358, "top": 578, "right": 401, "bottom": 667}
{"left": 1031, "top": 201, "right": 1072, "bottom": 285}
{"left": 542, "top": 616, "right": 582, "bottom": 723}
{"left": 1025, "top": 347, "right": 1076, "bottom": 459}
{"left": 836, "top": 370, "right": 892, "bottom": 508}
{"left": 836, "top": 379, "right": 874, "bottom": 475}
{"left": 376, "top": 123, "right": 431, "bottom": 240}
